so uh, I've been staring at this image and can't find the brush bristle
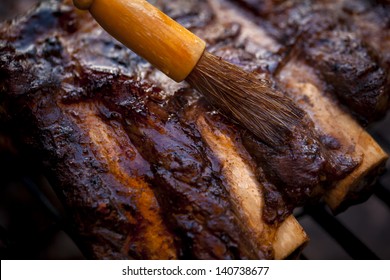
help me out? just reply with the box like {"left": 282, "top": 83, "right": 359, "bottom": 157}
{"left": 186, "top": 52, "right": 305, "bottom": 147}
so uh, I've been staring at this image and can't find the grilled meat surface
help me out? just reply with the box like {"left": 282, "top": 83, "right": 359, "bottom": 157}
{"left": 237, "top": 0, "right": 390, "bottom": 123}
{"left": 0, "top": 0, "right": 388, "bottom": 259}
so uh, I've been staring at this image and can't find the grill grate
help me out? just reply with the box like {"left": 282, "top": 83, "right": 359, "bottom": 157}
{"left": 302, "top": 204, "right": 380, "bottom": 260}
{"left": 295, "top": 183, "right": 390, "bottom": 259}
{"left": 295, "top": 114, "right": 390, "bottom": 260}
{"left": 375, "top": 184, "right": 390, "bottom": 209}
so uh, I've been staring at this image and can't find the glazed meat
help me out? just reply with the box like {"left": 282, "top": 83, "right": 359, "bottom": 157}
{"left": 237, "top": 0, "right": 390, "bottom": 123}
{"left": 0, "top": 0, "right": 305, "bottom": 259}
{"left": 0, "top": 0, "right": 387, "bottom": 259}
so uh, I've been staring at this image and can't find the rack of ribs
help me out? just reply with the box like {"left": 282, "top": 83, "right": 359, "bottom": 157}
{"left": 0, "top": 0, "right": 388, "bottom": 259}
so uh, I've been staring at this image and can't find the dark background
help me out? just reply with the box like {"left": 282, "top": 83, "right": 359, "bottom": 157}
{"left": 1, "top": 0, "right": 389, "bottom": 260}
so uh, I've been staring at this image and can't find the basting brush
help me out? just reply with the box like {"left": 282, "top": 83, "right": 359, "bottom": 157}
{"left": 73, "top": 0, "right": 304, "bottom": 146}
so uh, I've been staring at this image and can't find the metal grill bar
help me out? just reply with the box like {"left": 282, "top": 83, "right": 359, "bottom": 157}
{"left": 375, "top": 183, "right": 390, "bottom": 209}
{"left": 305, "top": 205, "right": 379, "bottom": 260}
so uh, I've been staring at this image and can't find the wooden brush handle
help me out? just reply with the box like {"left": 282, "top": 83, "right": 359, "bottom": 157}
{"left": 73, "top": 0, "right": 206, "bottom": 82}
